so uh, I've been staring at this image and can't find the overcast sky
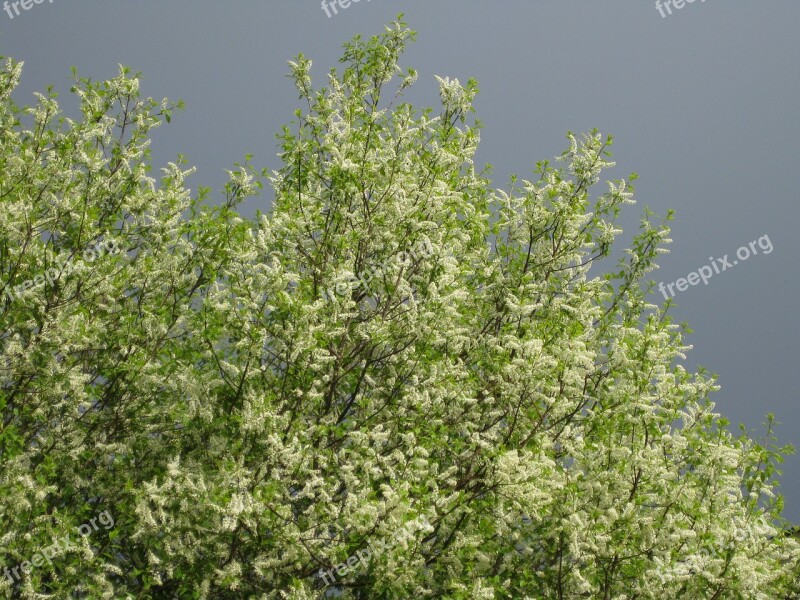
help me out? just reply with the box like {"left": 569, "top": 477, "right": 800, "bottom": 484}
{"left": 3, "top": 1, "right": 800, "bottom": 520}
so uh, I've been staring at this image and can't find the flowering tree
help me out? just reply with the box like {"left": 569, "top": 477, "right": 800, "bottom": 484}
{"left": 1, "top": 18, "right": 798, "bottom": 599}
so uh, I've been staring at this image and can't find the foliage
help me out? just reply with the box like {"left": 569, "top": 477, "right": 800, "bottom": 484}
{"left": 0, "top": 18, "right": 797, "bottom": 599}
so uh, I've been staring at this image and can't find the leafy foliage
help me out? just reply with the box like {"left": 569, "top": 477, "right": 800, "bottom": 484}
{"left": 0, "top": 19, "right": 797, "bottom": 599}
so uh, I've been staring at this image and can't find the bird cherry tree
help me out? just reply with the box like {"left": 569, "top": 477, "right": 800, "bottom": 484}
{"left": 0, "top": 18, "right": 797, "bottom": 599}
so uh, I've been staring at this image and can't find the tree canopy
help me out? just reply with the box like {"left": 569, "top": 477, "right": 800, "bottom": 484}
{"left": 0, "top": 18, "right": 798, "bottom": 599}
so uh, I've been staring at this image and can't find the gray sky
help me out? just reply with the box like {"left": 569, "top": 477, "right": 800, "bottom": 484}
{"left": 3, "top": 1, "right": 800, "bottom": 520}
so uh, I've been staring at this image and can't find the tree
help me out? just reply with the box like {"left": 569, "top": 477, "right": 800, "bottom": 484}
{"left": 0, "top": 18, "right": 798, "bottom": 599}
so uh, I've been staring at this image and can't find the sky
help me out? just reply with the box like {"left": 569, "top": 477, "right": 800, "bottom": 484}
{"left": 2, "top": 1, "right": 800, "bottom": 520}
